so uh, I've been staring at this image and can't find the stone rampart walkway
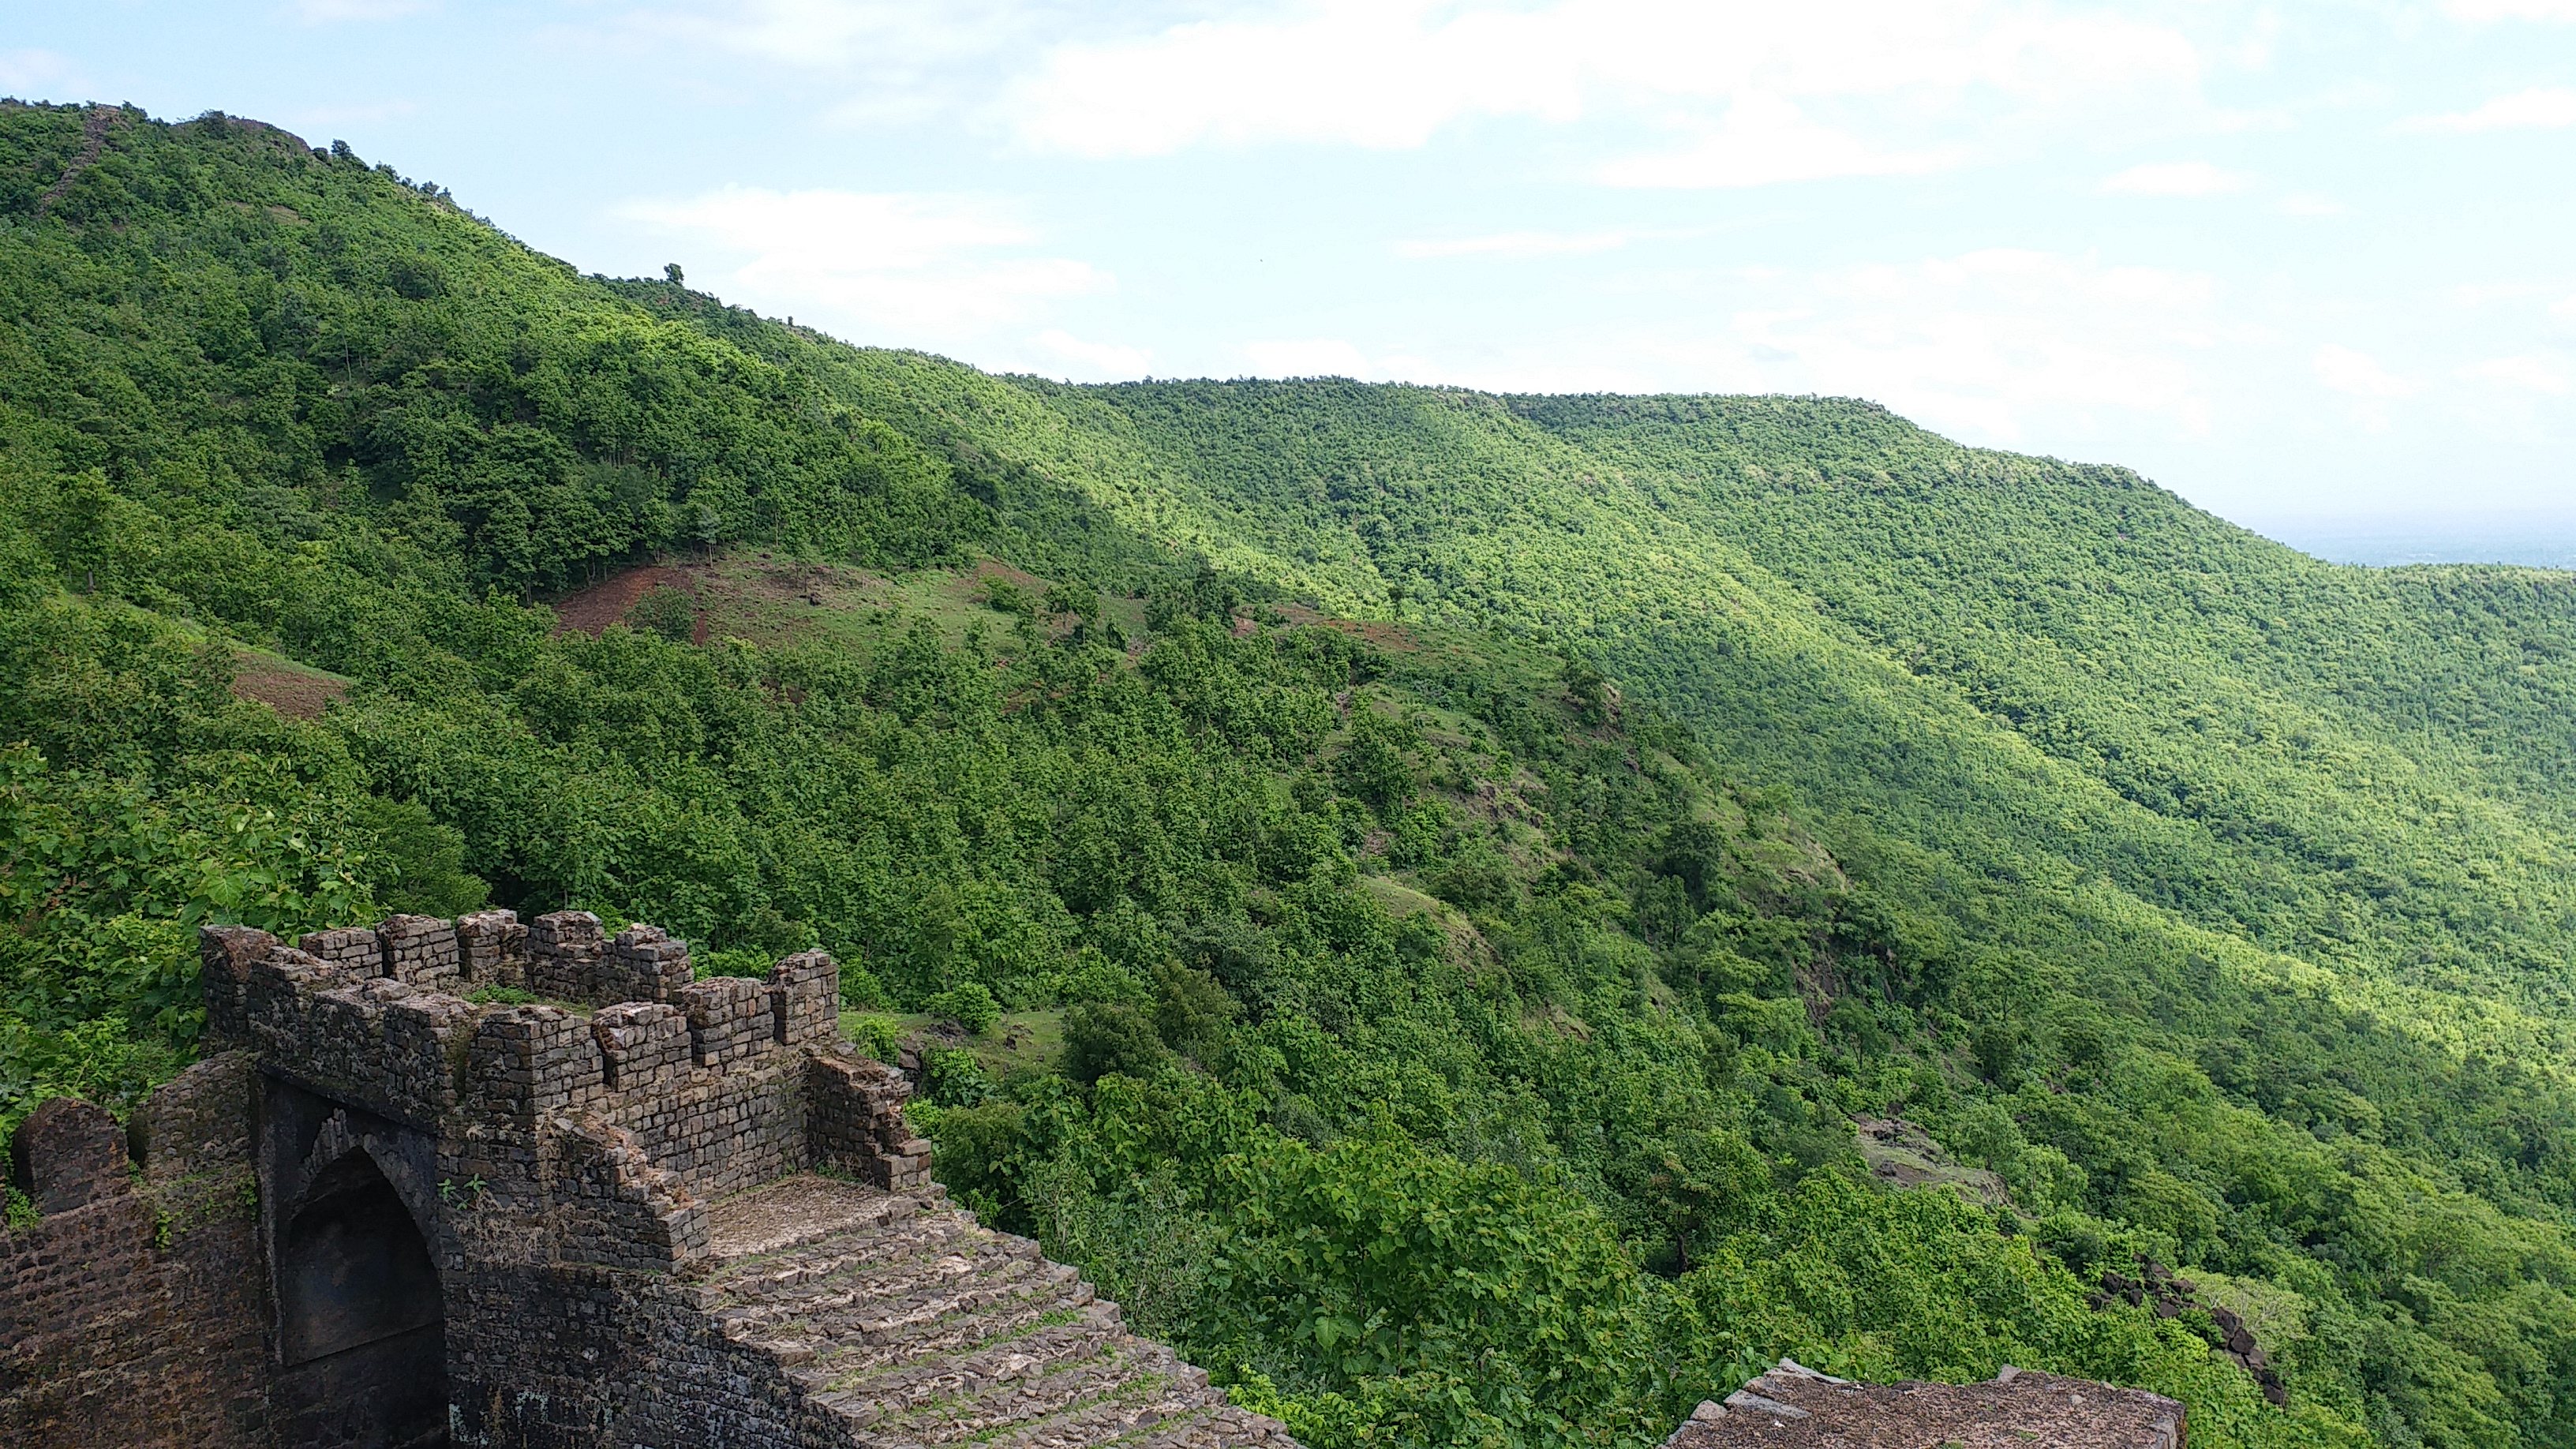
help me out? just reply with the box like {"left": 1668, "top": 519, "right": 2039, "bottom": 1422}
{"left": 693, "top": 1175, "right": 1296, "bottom": 1449}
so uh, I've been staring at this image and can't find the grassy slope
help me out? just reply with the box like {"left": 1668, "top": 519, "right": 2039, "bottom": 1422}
{"left": 812, "top": 367, "right": 2576, "bottom": 1032}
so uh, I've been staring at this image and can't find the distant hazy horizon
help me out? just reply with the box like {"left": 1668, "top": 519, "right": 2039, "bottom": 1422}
{"left": 2247, "top": 514, "right": 2576, "bottom": 570}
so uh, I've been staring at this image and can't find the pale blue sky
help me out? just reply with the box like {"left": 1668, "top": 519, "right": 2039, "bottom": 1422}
{"left": 7, "top": 1, "right": 2574, "bottom": 532}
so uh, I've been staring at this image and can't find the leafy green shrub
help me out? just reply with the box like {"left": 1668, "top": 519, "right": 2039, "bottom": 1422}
{"left": 625, "top": 585, "right": 698, "bottom": 644}
{"left": 349, "top": 797, "right": 491, "bottom": 918}
{"left": 837, "top": 960, "right": 888, "bottom": 1009}
{"left": 463, "top": 986, "right": 538, "bottom": 1006}
{"left": 979, "top": 578, "right": 1032, "bottom": 616}
{"left": 928, "top": 982, "right": 1002, "bottom": 1035}
{"left": 921, "top": 1045, "right": 992, "bottom": 1106}
{"left": 846, "top": 1013, "right": 904, "bottom": 1063}
{"left": 1332, "top": 707, "right": 1419, "bottom": 819}
{"left": 694, "top": 946, "right": 773, "bottom": 979}
{"left": 1150, "top": 961, "right": 1237, "bottom": 1063}
{"left": 1193, "top": 1129, "right": 1661, "bottom": 1449}
{"left": 1061, "top": 1002, "right": 1166, "bottom": 1084}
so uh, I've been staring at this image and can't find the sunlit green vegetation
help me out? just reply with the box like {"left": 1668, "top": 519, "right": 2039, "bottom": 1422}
{"left": 5, "top": 100, "right": 2574, "bottom": 1447}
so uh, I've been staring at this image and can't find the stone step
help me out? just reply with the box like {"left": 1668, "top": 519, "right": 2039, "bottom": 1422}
{"left": 724, "top": 1233, "right": 1079, "bottom": 1356}
{"left": 689, "top": 1174, "right": 1299, "bottom": 1449}
{"left": 788, "top": 1286, "right": 1114, "bottom": 1393}
{"left": 910, "top": 1343, "right": 1227, "bottom": 1449}
{"left": 710, "top": 1207, "right": 993, "bottom": 1312}
{"left": 713, "top": 1213, "right": 1042, "bottom": 1327}
{"left": 705, "top": 1177, "right": 943, "bottom": 1267}
{"left": 818, "top": 1314, "right": 1147, "bottom": 1440}
{"left": 1132, "top": 1404, "right": 1307, "bottom": 1449}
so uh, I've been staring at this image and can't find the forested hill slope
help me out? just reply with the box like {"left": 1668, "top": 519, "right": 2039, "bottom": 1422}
{"left": 6, "top": 99, "right": 2576, "bottom": 1447}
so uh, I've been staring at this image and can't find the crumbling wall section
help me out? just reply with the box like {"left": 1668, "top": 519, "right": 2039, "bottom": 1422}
{"left": 0, "top": 1055, "right": 268, "bottom": 1448}
{"left": 549, "top": 1114, "right": 708, "bottom": 1269}
{"left": 235, "top": 912, "right": 848, "bottom": 1248}
{"left": 245, "top": 949, "right": 476, "bottom": 1126}
{"left": 809, "top": 1047, "right": 934, "bottom": 1191}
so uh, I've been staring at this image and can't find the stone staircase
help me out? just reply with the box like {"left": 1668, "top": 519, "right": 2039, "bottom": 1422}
{"left": 694, "top": 1174, "right": 1297, "bottom": 1449}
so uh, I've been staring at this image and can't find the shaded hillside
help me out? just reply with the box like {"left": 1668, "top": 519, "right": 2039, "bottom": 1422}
{"left": 2, "top": 99, "right": 2572, "bottom": 1447}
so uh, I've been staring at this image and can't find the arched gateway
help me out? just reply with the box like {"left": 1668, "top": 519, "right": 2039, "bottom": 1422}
{"left": 265, "top": 1087, "right": 449, "bottom": 1449}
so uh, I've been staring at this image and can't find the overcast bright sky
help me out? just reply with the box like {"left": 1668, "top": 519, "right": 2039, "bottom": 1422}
{"left": 9, "top": 2, "right": 2576, "bottom": 530}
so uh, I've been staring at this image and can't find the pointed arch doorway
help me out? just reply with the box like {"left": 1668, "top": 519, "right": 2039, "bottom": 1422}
{"left": 273, "top": 1147, "right": 449, "bottom": 1449}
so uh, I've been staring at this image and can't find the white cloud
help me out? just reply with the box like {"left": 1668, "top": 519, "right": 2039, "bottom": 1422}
{"left": 2100, "top": 161, "right": 2252, "bottom": 196}
{"left": 2443, "top": 0, "right": 2576, "bottom": 20}
{"left": 621, "top": 0, "right": 1035, "bottom": 68}
{"left": 296, "top": 0, "right": 436, "bottom": 21}
{"left": 1728, "top": 249, "right": 2229, "bottom": 442}
{"left": 2464, "top": 353, "right": 2573, "bottom": 394}
{"left": 1395, "top": 230, "right": 1645, "bottom": 259}
{"left": 1029, "top": 328, "right": 1152, "bottom": 378}
{"left": 0, "top": 48, "right": 82, "bottom": 95}
{"left": 1239, "top": 338, "right": 1380, "bottom": 377}
{"left": 619, "top": 187, "right": 1110, "bottom": 337}
{"left": 1598, "top": 93, "right": 1963, "bottom": 189}
{"left": 1008, "top": 0, "right": 2206, "bottom": 170}
{"left": 2399, "top": 86, "right": 2576, "bottom": 133}
{"left": 2314, "top": 345, "right": 2415, "bottom": 399}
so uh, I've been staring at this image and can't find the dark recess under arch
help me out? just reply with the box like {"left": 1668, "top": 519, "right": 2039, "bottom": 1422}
{"left": 272, "top": 1150, "right": 448, "bottom": 1449}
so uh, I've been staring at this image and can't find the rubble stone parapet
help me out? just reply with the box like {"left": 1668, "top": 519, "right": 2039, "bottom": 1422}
{"left": 1668, "top": 1358, "right": 2184, "bottom": 1448}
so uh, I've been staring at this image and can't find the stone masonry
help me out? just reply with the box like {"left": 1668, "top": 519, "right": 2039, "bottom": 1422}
{"left": 2, "top": 909, "right": 1298, "bottom": 1449}
{"left": 1668, "top": 1358, "right": 2185, "bottom": 1448}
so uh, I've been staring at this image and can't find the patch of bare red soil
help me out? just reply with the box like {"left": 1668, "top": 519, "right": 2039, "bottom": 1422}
{"left": 1266, "top": 604, "right": 1418, "bottom": 651}
{"left": 1316, "top": 617, "right": 1418, "bottom": 652}
{"left": 551, "top": 564, "right": 704, "bottom": 639}
{"left": 230, "top": 657, "right": 345, "bottom": 721}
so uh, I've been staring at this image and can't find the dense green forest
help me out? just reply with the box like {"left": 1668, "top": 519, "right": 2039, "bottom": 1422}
{"left": 4, "top": 99, "right": 2574, "bottom": 1447}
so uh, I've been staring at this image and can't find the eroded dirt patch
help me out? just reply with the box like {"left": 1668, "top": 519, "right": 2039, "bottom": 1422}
{"left": 232, "top": 653, "right": 347, "bottom": 721}
{"left": 549, "top": 564, "right": 705, "bottom": 637}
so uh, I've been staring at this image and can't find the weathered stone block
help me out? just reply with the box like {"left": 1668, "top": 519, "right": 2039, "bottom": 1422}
{"left": 680, "top": 976, "right": 764, "bottom": 1067}
{"left": 197, "top": 925, "right": 275, "bottom": 1053}
{"left": 128, "top": 1052, "right": 256, "bottom": 1184}
{"left": 768, "top": 949, "right": 839, "bottom": 1049}
{"left": 530, "top": 910, "right": 605, "bottom": 1002}
{"left": 605, "top": 923, "right": 693, "bottom": 1005}
{"left": 298, "top": 925, "right": 383, "bottom": 974}
{"left": 8, "top": 1097, "right": 129, "bottom": 1215}
{"left": 594, "top": 1003, "right": 689, "bottom": 1092}
{"left": 807, "top": 1047, "right": 923, "bottom": 1188}
{"left": 378, "top": 913, "right": 461, "bottom": 990}
{"left": 549, "top": 1114, "right": 706, "bottom": 1270}
{"left": 456, "top": 908, "right": 529, "bottom": 989}
{"left": 469, "top": 1005, "right": 605, "bottom": 1127}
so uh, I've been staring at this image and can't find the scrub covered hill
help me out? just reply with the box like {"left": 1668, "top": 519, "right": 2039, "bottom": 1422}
{"left": 2, "top": 99, "right": 2572, "bottom": 1447}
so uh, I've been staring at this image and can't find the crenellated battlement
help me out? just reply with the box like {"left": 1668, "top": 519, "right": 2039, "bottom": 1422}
{"left": 206, "top": 911, "right": 846, "bottom": 1133}
{"left": 191, "top": 908, "right": 923, "bottom": 1275}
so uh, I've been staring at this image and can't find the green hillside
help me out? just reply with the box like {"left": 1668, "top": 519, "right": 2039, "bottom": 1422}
{"left": 5, "top": 99, "right": 2574, "bottom": 1447}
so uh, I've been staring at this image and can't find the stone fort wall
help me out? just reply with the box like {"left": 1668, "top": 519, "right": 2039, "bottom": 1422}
{"left": 2, "top": 1058, "right": 269, "bottom": 1447}
{"left": 4, "top": 906, "right": 930, "bottom": 1447}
